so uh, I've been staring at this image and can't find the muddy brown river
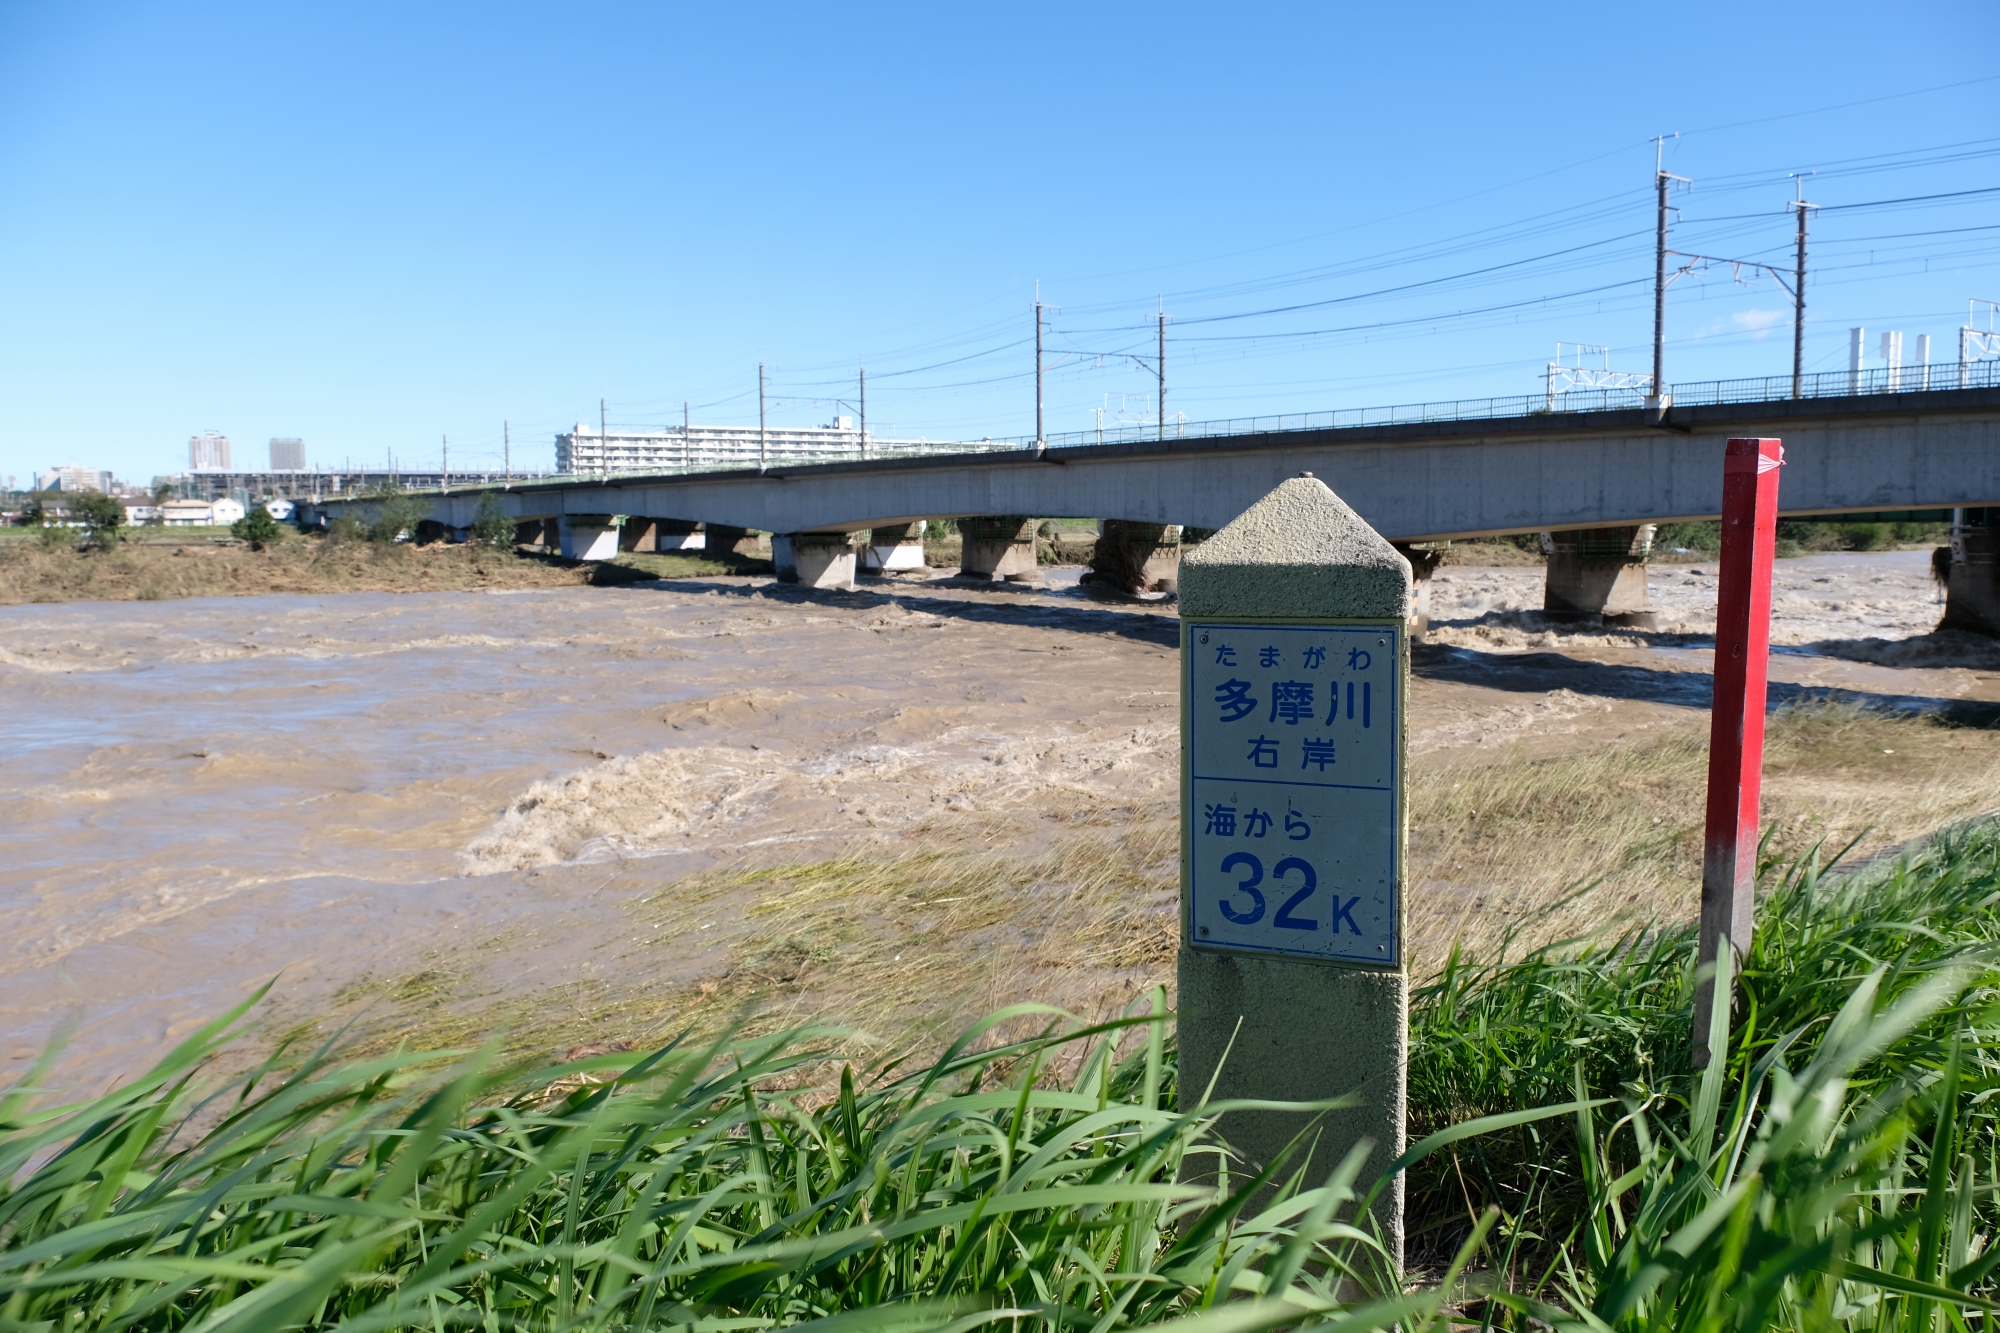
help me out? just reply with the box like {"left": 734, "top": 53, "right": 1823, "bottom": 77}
{"left": 7, "top": 551, "right": 1998, "bottom": 1089}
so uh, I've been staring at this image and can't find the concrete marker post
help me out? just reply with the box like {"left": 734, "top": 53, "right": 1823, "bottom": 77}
{"left": 1176, "top": 472, "right": 1412, "bottom": 1266}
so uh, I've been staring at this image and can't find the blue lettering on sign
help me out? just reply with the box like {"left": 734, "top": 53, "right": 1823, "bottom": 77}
{"left": 1271, "top": 858, "right": 1318, "bottom": 930}
{"left": 1215, "top": 679, "right": 1257, "bottom": 722}
{"left": 1268, "top": 681, "right": 1314, "bottom": 724}
{"left": 1218, "top": 853, "right": 1266, "bottom": 924}
{"left": 1186, "top": 619, "right": 1399, "bottom": 965}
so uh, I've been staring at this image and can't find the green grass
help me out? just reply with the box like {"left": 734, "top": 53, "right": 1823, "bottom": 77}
{"left": 13, "top": 822, "right": 2000, "bottom": 1329}
{"left": 1407, "top": 817, "right": 2000, "bottom": 1325}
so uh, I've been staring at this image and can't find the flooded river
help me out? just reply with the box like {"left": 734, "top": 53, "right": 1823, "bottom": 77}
{"left": 5, "top": 551, "right": 1996, "bottom": 1088}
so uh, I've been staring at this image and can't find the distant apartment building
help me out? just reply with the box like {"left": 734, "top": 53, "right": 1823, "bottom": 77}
{"left": 160, "top": 497, "right": 246, "bottom": 527}
{"left": 554, "top": 418, "right": 948, "bottom": 474}
{"left": 189, "top": 431, "right": 232, "bottom": 471}
{"left": 35, "top": 465, "right": 115, "bottom": 492}
{"left": 269, "top": 437, "right": 306, "bottom": 471}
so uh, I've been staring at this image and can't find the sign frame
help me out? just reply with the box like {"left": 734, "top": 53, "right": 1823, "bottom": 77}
{"left": 1180, "top": 614, "right": 1408, "bottom": 971}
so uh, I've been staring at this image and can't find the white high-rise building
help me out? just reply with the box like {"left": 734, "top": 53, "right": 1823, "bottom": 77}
{"left": 269, "top": 437, "right": 306, "bottom": 471}
{"left": 35, "top": 465, "right": 115, "bottom": 492}
{"left": 189, "top": 431, "right": 232, "bottom": 471}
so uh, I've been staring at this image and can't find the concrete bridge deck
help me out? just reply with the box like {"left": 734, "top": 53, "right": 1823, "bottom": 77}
{"left": 301, "top": 381, "right": 2000, "bottom": 630}
{"left": 307, "top": 385, "right": 2000, "bottom": 543}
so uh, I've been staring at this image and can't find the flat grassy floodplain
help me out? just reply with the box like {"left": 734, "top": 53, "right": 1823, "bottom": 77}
{"left": 11, "top": 819, "right": 2000, "bottom": 1330}
{"left": 0, "top": 535, "right": 772, "bottom": 605}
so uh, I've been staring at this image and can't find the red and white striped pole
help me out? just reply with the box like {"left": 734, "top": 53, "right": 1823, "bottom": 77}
{"left": 1693, "top": 435, "right": 1784, "bottom": 1068}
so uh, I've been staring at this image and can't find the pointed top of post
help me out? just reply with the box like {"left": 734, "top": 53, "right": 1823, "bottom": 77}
{"left": 1180, "top": 473, "right": 1411, "bottom": 619}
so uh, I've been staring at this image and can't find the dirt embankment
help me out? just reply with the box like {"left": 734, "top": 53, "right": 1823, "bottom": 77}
{"left": 0, "top": 537, "right": 771, "bottom": 606}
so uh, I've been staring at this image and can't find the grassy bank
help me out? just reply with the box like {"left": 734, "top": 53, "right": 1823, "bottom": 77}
{"left": 12, "top": 821, "right": 2000, "bottom": 1329}
{"left": 307, "top": 703, "right": 2000, "bottom": 1078}
{"left": 0, "top": 535, "right": 773, "bottom": 605}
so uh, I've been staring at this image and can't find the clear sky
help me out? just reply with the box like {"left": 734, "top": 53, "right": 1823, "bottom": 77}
{"left": 1, "top": 1, "right": 1996, "bottom": 484}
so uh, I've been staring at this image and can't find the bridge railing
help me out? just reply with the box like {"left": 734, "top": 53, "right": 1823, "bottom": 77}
{"left": 420, "top": 357, "right": 2000, "bottom": 494}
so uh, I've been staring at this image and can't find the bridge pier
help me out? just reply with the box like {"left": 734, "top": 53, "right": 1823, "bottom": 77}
{"left": 1084, "top": 521, "right": 1181, "bottom": 594}
{"left": 653, "top": 519, "right": 704, "bottom": 551}
{"left": 775, "top": 531, "right": 857, "bottom": 588}
{"left": 957, "top": 516, "right": 1039, "bottom": 583}
{"left": 701, "top": 524, "right": 756, "bottom": 556}
{"left": 514, "top": 518, "right": 557, "bottom": 548}
{"left": 618, "top": 518, "right": 657, "bottom": 553}
{"left": 1942, "top": 509, "right": 2000, "bottom": 635}
{"left": 559, "top": 515, "right": 621, "bottom": 561}
{"left": 1392, "top": 544, "right": 1445, "bottom": 638}
{"left": 1542, "top": 525, "right": 1657, "bottom": 629}
{"left": 864, "top": 522, "right": 928, "bottom": 572}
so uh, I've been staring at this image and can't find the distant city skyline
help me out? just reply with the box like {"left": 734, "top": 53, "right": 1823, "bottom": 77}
{"left": 2, "top": 2, "right": 1995, "bottom": 485}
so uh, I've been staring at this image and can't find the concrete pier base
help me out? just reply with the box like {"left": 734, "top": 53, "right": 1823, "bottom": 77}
{"left": 1943, "top": 509, "right": 2000, "bottom": 635}
{"left": 1542, "top": 525, "right": 1657, "bottom": 629}
{"left": 957, "top": 516, "right": 1039, "bottom": 583}
{"left": 515, "top": 518, "right": 557, "bottom": 548}
{"left": 559, "top": 516, "right": 620, "bottom": 561}
{"left": 775, "top": 531, "right": 857, "bottom": 588}
{"left": 1392, "top": 544, "right": 1444, "bottom": 638}
{"left": 1085, "top": 521, "right": 1181, "bottom": 594}
{"left": 654, "top": 519, "right": 704, "bottom": 551}
{"left": 618, "top": 519, "right": 657, "bottom": 553}
{"left": 864, "top": 522, "right": 928, "bottom": 572}
{"left": 701, "top": 524, "right": 757, "bottom": 556}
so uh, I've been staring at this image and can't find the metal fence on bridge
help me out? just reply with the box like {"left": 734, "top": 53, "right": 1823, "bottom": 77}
{"left": 486, "top": 357, "right": 2000, "bottom": 491}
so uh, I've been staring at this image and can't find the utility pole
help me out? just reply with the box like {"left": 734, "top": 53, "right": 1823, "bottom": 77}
{"left": 858, "top": 365, "right": 867, "bottom": 459}
{"left": 1157, "top": 307, "right": 1167, "bottom": 441}
{"left": 683, "top": 401, "right": 690, "bottom": 469}
{"left": 504, "top": 421, "right": 511, "bottom": 483}
{"left": 599, "top": 398, "right": 608, "bottom": 479}
{"left": 1789, "top": 173, "right": 1815, "bottom": 400}
{"left": 758, "top": 363, "right": 768, "bottom": 471}
{"left": 441, "top": 434, "right": 449, "bottom": 493}
{"left": 1034, "top": 300, "right": 1045, "bottom": 450}
{"left": 1650, "top": 134, "right": 1686, "bottom": 409}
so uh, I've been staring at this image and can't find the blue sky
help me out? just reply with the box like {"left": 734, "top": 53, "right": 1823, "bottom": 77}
{"left": 1, "top": 1, "right": 1996, "bottom": 483}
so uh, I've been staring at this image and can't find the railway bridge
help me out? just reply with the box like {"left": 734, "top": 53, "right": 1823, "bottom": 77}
{"left": 301, "top": 371, "right": 2000, "bottom": 633}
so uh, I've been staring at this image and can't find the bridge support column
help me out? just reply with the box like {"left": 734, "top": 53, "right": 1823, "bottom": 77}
{"left": 957, "top": 516, "right": 1039, "bottom": 583}
{"left": 701, "top": 524, "right": 756, "bottom": 556}
{"left": 559, "top": 515, "right": 620, "bottom": 561}
{"left": 515, "top": 517, "right": 557, "bottom": 548}
{"left": 864, "top": 522, "right": 928, "bottom": 572}
{"left": 775, "top": 531, "right": 857, "bottom": 589}
{"left": 1393, "top": 544, "right": 1445, "bottom": 638}
{"left": 618, "top": 518, "right": 657, "bottom": 553}
{"left": 653, "top": 519, "right": 703, "bottom": 551}
{"left": 1942, "top": 509, "right": 2000, "bottom": 635}
{"left": 1542, "top": 525, "right": 1657, "bottom": 629}
{"left": 1084, "top": 521, "right": 1181, "bottom": 594}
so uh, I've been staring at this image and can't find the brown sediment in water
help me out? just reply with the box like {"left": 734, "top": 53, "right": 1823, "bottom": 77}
{"left": 5, "top": 552, "right": 1999, "bottom": 1089}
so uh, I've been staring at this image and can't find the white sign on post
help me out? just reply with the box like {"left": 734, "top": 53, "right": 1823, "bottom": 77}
{"left": 1183, "top": 620, "right": 1402, "bottom": 967}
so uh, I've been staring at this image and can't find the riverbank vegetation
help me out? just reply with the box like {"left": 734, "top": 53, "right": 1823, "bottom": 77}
{"left": 11, "top": 817, "right": 2000, "bottom": 1329}
{"left": 0, "top": 532, "right": 774, "bottom": 605}
{"left": 305, "top": 702, "right": 2000, "bottom": 1080}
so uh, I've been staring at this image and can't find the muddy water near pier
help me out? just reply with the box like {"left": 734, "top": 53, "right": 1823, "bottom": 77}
{"left": 3, "top": 555, "right": 1996, "bottom": 1088}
